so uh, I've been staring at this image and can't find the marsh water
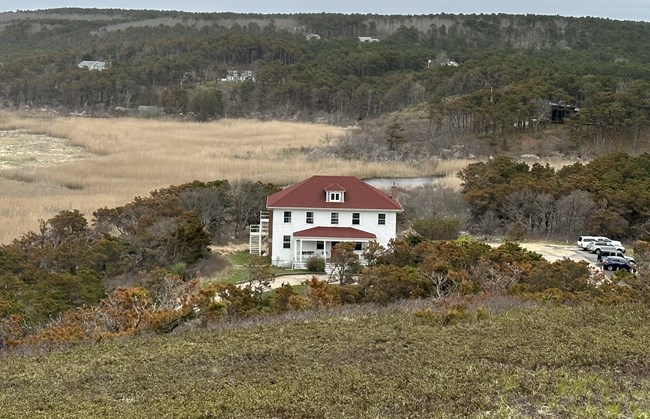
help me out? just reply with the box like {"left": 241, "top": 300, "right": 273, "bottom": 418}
{"left": 364, "top": 176, "right": 443, "bottom": 189}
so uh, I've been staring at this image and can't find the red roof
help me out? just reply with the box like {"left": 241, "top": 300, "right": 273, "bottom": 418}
{"left": 293, "top": 227, "right": 376, "bottom": 239}
{"left": 324, "top": 182, "right": 346, "bottom": 191}
{"left": 267, "top": 175, "right": 402, "bottom": 211}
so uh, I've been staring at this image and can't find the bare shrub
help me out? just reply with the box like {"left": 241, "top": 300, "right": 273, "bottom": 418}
{"left": 501, "top": 190, "right": 554, "bottom": 238}
{"left": 419, "top": 270, "right": 459, "bottom": 298}
{"left": 327, "top": 129, "right": 389, "bottom": 161}
{"left": 470, "top": 260, "right": 523, "bottom": 294}
{"left": 400, "top": 185, "right": 469, "bottom": 227}
{"left": 553, "top": 190, "right": 595, "bottom": 239}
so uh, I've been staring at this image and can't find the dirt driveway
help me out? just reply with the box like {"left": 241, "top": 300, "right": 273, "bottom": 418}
{"left": 271, "top": 273, "right": 330, "bottom": 289}
{"left": 517, "top": 242, "right": 595, "bottom": 264}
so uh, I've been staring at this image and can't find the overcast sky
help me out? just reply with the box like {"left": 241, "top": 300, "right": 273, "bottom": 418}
{"left": 1, "top": 1, "right": 649, "bottom": 22}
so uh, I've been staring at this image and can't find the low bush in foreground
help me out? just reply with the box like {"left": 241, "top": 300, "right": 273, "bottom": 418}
{"left": 0, "top": 301, "right": 649, "bottom": 418}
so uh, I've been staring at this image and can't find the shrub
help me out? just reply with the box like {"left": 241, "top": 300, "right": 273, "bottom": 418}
{"left": 304, "top": 277, "right": 342, "bottom": 309}
{"left": 517, "top": 259, "right": 592, "bottom": 294}
{"left": 170, "top": 262, "right": 187, "bottom": 278}
{"left": 305, "top": 256, "right": 326, "bottom": 272}
{"left": 633, "top": 240, "right": 650, "bottom": 272}
{"left": 273, "top": 283, "right": 308, "bottom": 312}
{"left": 358, "top": 265, "right": 432, "bottom": 304}
{"left": 412, "top": 218, "right": 461, "bottom": 241}
{"left": 442, "top": 303, "right": 471, "bottom": 325}
{"left": 506, "top": 221, "right": 526, "bottom": 241}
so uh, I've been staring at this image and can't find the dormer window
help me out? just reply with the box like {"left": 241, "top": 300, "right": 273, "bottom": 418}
{"left": 324, "top": 182, "right": 346, "bottom": 203}
{"left": 327, "top": 191, "right": 344, "bottom": 202}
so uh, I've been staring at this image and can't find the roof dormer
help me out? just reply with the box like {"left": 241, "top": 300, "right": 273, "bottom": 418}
{"left": 324, "top": 182, "right": 346, "bottom": 203}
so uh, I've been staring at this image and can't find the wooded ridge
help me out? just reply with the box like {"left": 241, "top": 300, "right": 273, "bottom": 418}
{"left": 1, "top": 9, "right": 650, "bottom": 141}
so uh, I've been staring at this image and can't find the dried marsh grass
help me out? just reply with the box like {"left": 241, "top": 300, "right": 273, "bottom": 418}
{"left": 0, "top": 113, "right": 457, "bottom": 243}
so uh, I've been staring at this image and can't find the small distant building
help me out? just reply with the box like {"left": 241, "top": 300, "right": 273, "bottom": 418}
{"left": 441, "top": 59, "right": 459, "bottom": 67}
{"left": 358, "top": 36, "right": 379, "bottom": 43}
{"left": 78, "top": 61, "right": 107, "bottom": 71}
{"left": 306, "top": 33, "right": 321, "bottom": 40}
{"left": 550, "top": 102, "right": 579, "bottom": 123}
{"left": 222, "top": 69, "right": 255, "bottom": 83}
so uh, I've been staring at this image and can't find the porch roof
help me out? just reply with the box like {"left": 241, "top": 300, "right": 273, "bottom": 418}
{"left": 293, "top": 226, "right": 376, "bottom": 240}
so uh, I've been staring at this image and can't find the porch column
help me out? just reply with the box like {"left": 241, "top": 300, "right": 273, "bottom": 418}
{"left": 298, "top": 239, "right": 303, "bottom": 263}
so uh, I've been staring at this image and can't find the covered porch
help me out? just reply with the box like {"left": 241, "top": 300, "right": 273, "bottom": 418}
{"left": 291, "top": 227, "right": 376, "bottom": 270}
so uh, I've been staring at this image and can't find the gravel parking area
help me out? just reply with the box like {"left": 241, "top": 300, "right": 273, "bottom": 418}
{"left": 489, "top": 241, "right": 600, "bottom": 266}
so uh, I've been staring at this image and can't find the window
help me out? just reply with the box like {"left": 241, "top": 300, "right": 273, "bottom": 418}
{"left": 284, "top": 211, "right": 291, "bottom": 223}
{"left": 316, "top": 241, "right": 324, "bottom": 250}
{"left": 326, "top": 191, "right": 344, "bottom": 202}
{"left": 331, "top": 212, "right": 339, "bottom": 225}
{"left": 354, "top": 242, "right": 363, "bottom": 251}
{"left": 378, "top": 213, "right": 386, "bottom": 225}
{"left": 283, "top": 235, "right": 291, "bottom": 249}
{"left": 306, "top": 211, "right": 314, "bottom": 224}
{"left": 352, "top": 213, "right": 360, "bottom": 225}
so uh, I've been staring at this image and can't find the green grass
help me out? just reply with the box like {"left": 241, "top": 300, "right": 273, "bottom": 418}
{"left": 227, "top": 251, "right": 250, "bottom": 266}
{"left": 214, "top": 251, "right": 252, "bottom": 285}
{"left": 215, "top": 251, "right": 312, "bottom": 285}
{"left": 1, "top": 302, "right": 650, "bottom": 418}
{"left": 216, "top": 266, "right": 248, "bottom": 285}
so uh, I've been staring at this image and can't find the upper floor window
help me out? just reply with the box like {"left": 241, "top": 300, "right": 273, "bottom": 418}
{"left": 352, "top": 213, "right": 360, "bottom": 225}
{"left": 284, "top": 211, "right": 292, "bottom": 223}
{"left": 326, "top": 191, "right": 344, "bottom": 202}
{"left": 306, "top": 211, "right": 314, "bottom": 224}
{"left": 331, "top": 212, "right": 339, "bottom": 225}
{"left": 378, "top": 213, "right": 386, "bottom": 225}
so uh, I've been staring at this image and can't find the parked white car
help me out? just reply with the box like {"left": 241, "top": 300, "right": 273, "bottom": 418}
{"left": 577, "top": 236, "right": 625, "bottom": 252}
{"left": 577, "top": 236, "right": 597, "bottom": 250}
{"left": 586, "top": 239, "right": 625, "bottom": 254}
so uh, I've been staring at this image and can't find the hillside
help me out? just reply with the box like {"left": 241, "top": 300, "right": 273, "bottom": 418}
{"left": 0, "top": 10, "right": 649, "bottom": 157}
{"left": 1, "top": 301, "right": 649, "bottom": 417}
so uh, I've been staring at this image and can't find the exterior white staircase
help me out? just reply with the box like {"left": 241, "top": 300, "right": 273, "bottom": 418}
{"left": 249, "top": 210, "right": 269, "bottom": 255}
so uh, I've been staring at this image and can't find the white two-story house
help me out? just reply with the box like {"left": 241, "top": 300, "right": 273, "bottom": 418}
{"left": 263, "top": 175, "right": 403, "bottom": 268}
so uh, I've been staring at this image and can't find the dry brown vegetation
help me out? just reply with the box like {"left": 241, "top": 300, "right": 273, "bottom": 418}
{"left": 0, "top": 112, "right": 466, "bottom": 243}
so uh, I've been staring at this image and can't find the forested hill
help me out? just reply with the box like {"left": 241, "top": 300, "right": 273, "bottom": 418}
{"left": 2, "top": 9, "right": 648, "bottom": 51}
{"left": 2, "top": 9, "right": 650, "bottom": 134}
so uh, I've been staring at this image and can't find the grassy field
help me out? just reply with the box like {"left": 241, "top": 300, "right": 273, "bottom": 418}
{"left": 0, "top": 302, "right": 648, "bottom": 418}
{"left": 0, "top": 112, "right": 468, "bottom": 244}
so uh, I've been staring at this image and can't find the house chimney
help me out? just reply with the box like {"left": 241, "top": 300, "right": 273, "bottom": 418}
{"left": 390, "top": 182, "right": 398, "bottom": 199}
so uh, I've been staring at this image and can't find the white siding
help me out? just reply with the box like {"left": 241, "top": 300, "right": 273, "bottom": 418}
{"left": 269, "top": 208, "right": 398, "bottom": 267}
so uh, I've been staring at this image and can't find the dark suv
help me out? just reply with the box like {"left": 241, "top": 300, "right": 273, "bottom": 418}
{"left": 597, "top": 249, "right": 635, "bottom": 263}
{"left": 601, "top": 256, "right": 636, "bottom": 272}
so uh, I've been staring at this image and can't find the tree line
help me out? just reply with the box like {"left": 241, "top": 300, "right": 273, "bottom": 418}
{"left": 459, "top": 153, "right": 650, "bottom": 240}
{"left": 0, "top": 179, "right": 276, "bottom": 326}
{"left": 2, "top": 11, "right": 650, "bottom": 149}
